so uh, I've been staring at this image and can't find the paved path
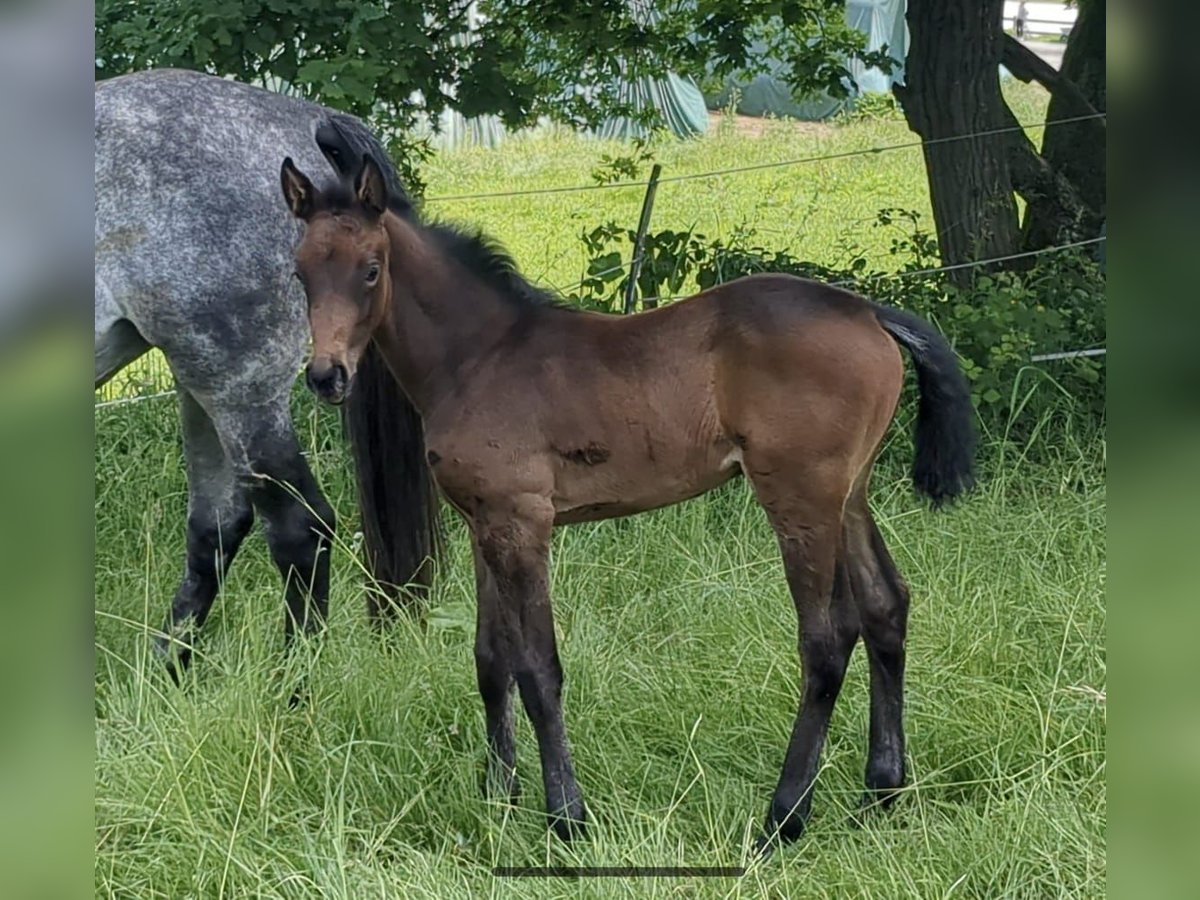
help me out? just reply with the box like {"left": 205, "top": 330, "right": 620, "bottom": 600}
{"left": 1022, "top": 39, "right": 1065, "bottom": 71}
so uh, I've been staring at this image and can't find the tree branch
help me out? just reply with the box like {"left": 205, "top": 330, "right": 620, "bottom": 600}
{"left": 999, "top": 103, "right": 1093, "bottom": 245}
{"left": 1001, "top": 35, "right": 1104, "bottom": 127}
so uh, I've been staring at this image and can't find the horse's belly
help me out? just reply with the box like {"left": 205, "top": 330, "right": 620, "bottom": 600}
{"left": 552, "top": 443, "right": 741, "bottom": 525}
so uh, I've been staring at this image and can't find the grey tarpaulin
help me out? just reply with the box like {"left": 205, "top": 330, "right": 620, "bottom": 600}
{"left": 705, "top": 0, "right": 908, "bottom": 120}
{"left": 413, "top": 70, "right": 710, "bottom": 150}
{"left": 593, "top": 73, "right": 710, "bottom": 141}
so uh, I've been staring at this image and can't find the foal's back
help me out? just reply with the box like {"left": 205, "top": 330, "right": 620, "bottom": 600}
{"left": 525, "top": 272, "right": 902, "bottom": 441}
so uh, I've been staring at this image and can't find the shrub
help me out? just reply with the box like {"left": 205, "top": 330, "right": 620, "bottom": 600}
{"left": 568, "top": 210, "right": 1106, "bottom": 443}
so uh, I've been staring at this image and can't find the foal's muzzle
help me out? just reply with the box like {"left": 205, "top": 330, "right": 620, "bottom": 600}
{"left": 306, "top": 360, "right": 350, "bottom": 405}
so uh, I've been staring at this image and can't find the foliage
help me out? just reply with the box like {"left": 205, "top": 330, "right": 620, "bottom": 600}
{"left": 95, "top": 0, "right": 894, "bottom": 134}
{"left": 569, "top": 208, "right": 1106, "bottom": 433}
{"left": 834, "top": 90, "right": 904, "bottom": 124}
{"left": 590, "top": 136, "right": 657, "bottom": 186}
{"left": 573, "top": 222, "right": 709, "bottom": 308}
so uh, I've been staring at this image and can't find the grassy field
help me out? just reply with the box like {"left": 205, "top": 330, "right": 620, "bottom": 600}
{"left": 95, "top": 80, "right": 1105, "bottom": 897}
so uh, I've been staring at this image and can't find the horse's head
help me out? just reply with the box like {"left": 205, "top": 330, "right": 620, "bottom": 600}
{"left": 280, "top": 154, "right": 393, "bottom": 405}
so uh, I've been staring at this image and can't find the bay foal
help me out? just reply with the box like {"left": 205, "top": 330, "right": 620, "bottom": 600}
{"left": 280, "top": 153, "right": 975, "bottom": 845}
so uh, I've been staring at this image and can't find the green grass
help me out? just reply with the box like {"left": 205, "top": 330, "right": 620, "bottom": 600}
{"left": 96, "top": 80, "right": 1104, "bottom": 896}
{"left": 95, "top": 388, "right": 1105, "bottom": 898}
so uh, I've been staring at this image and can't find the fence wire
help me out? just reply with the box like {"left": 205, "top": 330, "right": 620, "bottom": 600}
{"left": 423, "top": 113, "right": 1106, "bottom": 203}
{"left": 95, "top": 235, "right": 1105, "bottom": 411}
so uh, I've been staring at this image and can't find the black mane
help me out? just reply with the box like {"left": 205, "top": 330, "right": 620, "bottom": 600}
{"left": 315, "top": 116, "right": 413, "bottom": 215}
{"left": 422, "top": 223, "right": 566, "bottom": 311}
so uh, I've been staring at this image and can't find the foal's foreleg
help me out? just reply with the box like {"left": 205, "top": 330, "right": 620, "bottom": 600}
{"left": 477, "top": 506, "right": 586, "bottom": 840}
{"left": 472, "top": 540, "right": 520, "bottom": 802}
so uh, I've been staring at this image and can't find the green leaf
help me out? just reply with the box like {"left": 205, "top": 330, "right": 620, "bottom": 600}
{"left": 589, "top": 253, "right": 623, "bottom": 278}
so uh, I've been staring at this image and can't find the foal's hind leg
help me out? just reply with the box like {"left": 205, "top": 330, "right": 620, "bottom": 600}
{"left": 752, "top": 469, "right": 859, "bottom": 844}
{"left": 156, "top": 390, "right": 255, "bottom": 680}
{"left": 844, "top": 494, "right": 911, "bottom": 807}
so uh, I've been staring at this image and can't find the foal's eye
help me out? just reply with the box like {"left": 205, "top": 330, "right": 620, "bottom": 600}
{"left": 365, "top": 264, "right": 381, "bottom": 286}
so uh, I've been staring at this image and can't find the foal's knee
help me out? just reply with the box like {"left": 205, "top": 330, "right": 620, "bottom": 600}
{"left": 800, "top": 617, "right": 858, "bottom": 696}
{"left": 800, "top": 647, "right": 851, "bottom": 703}
{"left": 475, "top": 639, "right": 513, "bottom": 701}
{"left": 514, "top": 655, "right": 564, "bottom": 707}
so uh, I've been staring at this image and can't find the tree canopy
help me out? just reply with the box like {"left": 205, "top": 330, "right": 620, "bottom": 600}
{"left": 96, "top": 1, "right": 889, "bottom": 130}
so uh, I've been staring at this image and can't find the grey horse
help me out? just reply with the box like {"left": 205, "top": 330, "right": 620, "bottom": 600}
{"left": 95, "top": 69, "right": 438, "bottom": 677}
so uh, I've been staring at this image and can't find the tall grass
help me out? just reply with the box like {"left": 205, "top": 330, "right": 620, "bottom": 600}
{"left": 95, "top": 384, "right": 1105, "bottom": 898}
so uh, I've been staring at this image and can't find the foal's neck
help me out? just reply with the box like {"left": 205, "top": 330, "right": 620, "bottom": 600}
{"left": 373, "top": 212, "right": 521, "bottom": 413}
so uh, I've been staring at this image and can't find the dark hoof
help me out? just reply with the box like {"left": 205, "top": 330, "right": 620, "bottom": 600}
{"left": 858, "top": 786, "right": 902, "bottom": 815}
{"left": 861, "top": 766, "right": 905, "bottom": 814}
{"left": 152, "top": 634, "right": 189, "bottom": 686}
{"left": 762, "top": 799, "right": 807, "bottom": 845}
{"left": 548, "top": 803, "right": 588, "bottom": 842}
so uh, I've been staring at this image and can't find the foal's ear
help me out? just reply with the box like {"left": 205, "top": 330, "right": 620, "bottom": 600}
{"left": 354, "top": 153, "right": 388, "bottom": 216}
{"left": 280, "top": 158, "right": 316, "bottom": 220}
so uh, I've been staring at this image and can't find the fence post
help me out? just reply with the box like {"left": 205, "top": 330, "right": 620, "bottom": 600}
{"left": 624, "top": 163, "right": 662, "bottom": 315}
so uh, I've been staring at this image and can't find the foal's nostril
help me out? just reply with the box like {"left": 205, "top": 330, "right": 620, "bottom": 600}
{"left": 330, "top": 363, "right": 347, "bottom": 393}
{"left": 305, "top": 361, "right": 348, "bottom": 401}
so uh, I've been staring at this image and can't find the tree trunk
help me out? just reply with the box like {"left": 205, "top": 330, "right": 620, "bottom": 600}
{"left": 895, "top": 0, "right": 1020, "bottom": 284}
{"left": 1021, "top": 0, "right": 1106, "bottom": 249}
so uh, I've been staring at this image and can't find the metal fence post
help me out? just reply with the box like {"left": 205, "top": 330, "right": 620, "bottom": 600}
{"left": 624, "top": 163, "right": 662, "bottom": 315}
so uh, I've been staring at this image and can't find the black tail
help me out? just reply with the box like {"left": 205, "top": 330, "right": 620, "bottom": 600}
{"left": 342, "top": 342, "right": 441, "bottom": 619}
{"left": 874, "top": 304, "right": 977, "bottom": 507}
{"left": 318, "top": 115, "right": 440, "bottom": 618}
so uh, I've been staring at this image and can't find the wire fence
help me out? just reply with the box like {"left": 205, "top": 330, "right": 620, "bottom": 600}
{"left": 94, "top": 233, "right": 1106, "bottom": 412}
{"left": 96, "top": 112, "right": 1106, "bottom": 410}
{"left": 422, "top": 112, "right": 1106, "bottom": 203}
{"left": 95, "top": 389, "right": 177, "bottom": 410}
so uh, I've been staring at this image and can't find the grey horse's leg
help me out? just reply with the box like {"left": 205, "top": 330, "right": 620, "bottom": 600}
{"left": 156, "top": 389, "right": 256, "bottom": 680}
{"left": 214, "top": 401, "right": 336, "bottom": 647}
{"left": 94, "top": 318, "right": 151, "bottom": 389}
{"left": 158, "top": 393, "right": 335, "bottom": 682}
